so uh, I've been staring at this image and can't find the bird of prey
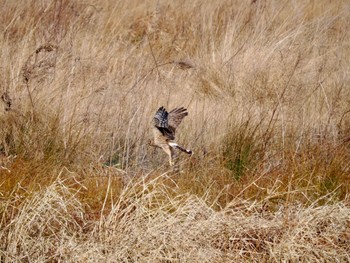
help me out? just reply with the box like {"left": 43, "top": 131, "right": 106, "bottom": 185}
{"left": 150, "top": 106, "right": 192, "bottom": 167}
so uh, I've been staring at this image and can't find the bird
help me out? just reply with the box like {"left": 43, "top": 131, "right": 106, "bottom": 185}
{"left": 149, "top": 106, "right": 192, "bottom": 167}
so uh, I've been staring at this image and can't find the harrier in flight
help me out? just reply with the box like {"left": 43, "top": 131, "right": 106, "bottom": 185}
{"left": 150, "top": 106, "right": 192, "bottom": 167}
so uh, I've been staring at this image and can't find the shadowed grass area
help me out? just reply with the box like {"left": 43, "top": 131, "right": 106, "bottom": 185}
{"left": 0, "top": 0, "right": 350, "bottom": 261}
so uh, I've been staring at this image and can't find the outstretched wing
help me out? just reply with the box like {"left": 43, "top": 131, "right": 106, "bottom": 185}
{"left": 153, "top": 106, "right": 175, "bottom": 140}
{"left": 168, "top": 107, "right": 188, "bottom": 130}
{"left": 153, "top": 106, "right": 168, "bottom": 128}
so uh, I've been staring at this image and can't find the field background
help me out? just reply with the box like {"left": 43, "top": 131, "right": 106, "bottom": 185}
{"left": 1, "top": 0, "right": 350, "bottom": 261}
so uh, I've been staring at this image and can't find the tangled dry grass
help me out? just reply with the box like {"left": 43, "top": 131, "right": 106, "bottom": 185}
{"left": 1, "top": 0, "right": 350, "bottom": 261}
{"left": 1, "top": 175, "right": 350, "bottom": 262}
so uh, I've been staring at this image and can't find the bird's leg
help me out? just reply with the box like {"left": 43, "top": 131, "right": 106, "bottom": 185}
{"left": 169, "top": 154, "right": 181, "bottom": 173}
{"left": 170, "top": 147, "right": 181, "bottom": 172}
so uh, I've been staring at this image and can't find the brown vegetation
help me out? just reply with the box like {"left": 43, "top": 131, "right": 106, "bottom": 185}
{"left": 0, "top": 0, "right": 350, "bottom": 261}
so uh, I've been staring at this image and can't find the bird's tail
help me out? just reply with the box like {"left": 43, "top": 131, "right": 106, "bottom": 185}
{"left": 169, "top": 142, "right": 192, "bottom": 155}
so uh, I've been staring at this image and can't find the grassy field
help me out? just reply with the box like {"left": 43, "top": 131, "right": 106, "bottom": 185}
{"left": 1, "top": 0, "right": 350, "bottom": 261}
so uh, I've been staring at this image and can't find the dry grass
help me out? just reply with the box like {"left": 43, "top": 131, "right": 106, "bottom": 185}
{"left": 1, "top": 175, "right": 350, "bottom": 262}
{"left": 1, "top": 0, "right": 350, "bottom": 261}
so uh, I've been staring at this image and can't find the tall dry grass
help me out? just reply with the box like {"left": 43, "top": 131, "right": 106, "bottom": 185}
{"left": 1, "top": 0, "right": 350, "bottom": 261}
{"left": 1, "top": 175, "right": 350, "bottom": 262}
